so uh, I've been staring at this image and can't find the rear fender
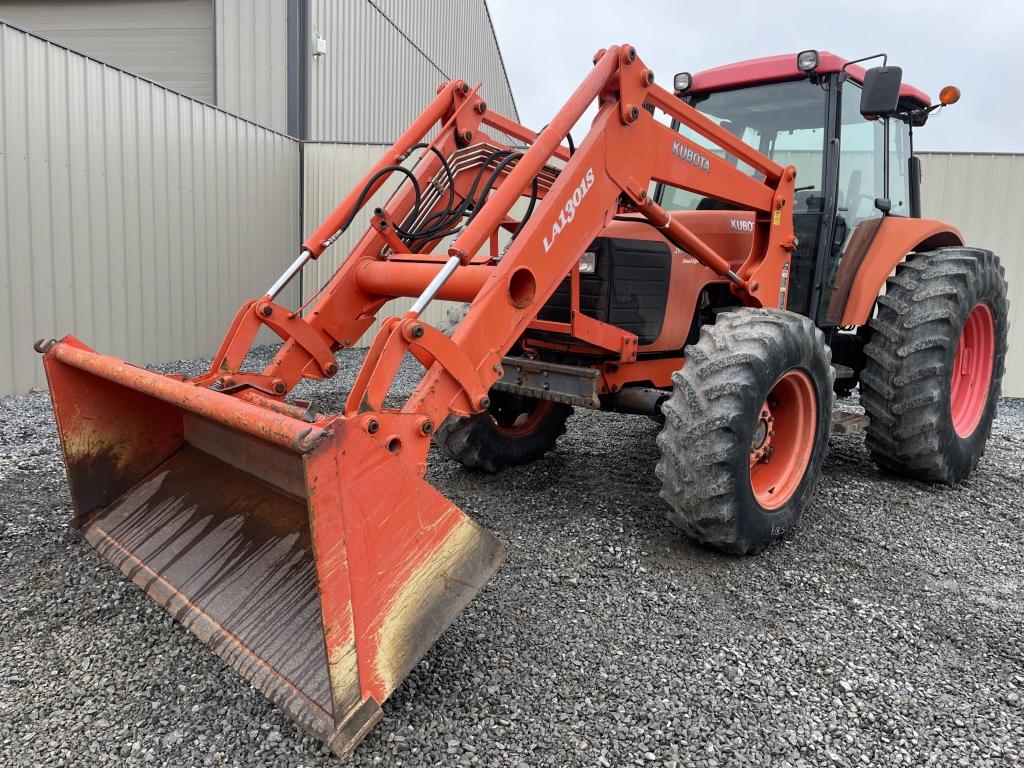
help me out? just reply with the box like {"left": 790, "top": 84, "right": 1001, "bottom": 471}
{"left": 827, "top": 217, "right": 963, "bottom": 326}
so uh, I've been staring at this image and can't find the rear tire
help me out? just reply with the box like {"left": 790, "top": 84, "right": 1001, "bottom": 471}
{"left": 860, "top": 248, "right": 1008, "bottom": 483}
{"left": 656, "top": 309, "right": 834, "bottom": 555}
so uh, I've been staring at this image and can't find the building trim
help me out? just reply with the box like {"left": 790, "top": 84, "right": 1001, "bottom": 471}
{"left": 917, "top": 150, "right": 1023, "bottom": 157}
{"left": 210, "top": 0, "right": 217, "bottom": 103}
{"left": 483, "top": 0, "right": 520, "bottom": 122}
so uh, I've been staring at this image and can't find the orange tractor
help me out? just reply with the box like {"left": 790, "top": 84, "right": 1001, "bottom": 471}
{"left": 38, "top": 46, "right": 1007, "bottom": 757}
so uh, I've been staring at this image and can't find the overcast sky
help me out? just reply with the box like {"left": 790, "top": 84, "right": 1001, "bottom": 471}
{"left": 488, "top": 0, "right": 1022, "bottom": 153}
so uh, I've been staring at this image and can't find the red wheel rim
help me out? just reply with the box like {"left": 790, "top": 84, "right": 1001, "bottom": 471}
{"left": 490, "top": 398, "right": 553, "bottom": 438}
{"left": 950, "top": 303, "right": 995, "bottom": 438}
{"left": 749, "top": 369, "right": 817, "bottom": 510}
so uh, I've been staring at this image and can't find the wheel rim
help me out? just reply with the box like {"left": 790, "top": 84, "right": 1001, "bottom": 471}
{"left": 489, "top": 398, "right": 553, "bottom": 438}
{"left": 950, "top": 302, "right": 995, "bottom": 438}
{"left": 749, "top": 369, "right": 817, "bottom": 510}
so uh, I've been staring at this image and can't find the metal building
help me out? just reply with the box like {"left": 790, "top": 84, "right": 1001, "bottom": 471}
{"left": 0, "top": 0, "right": 517, "bottom": 394}
{"left": 918, "top": 153, "right": 1024, "bottom": 399}
{"left": 0, "top": 0, "right": 517, "bottom": 137}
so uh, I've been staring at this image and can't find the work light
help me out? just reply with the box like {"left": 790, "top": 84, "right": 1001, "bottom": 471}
{"left": 797, "top": 50, "right": 819, "bottom": 72}
{"left": 673, "top": 72, "right": 692, "bottom": 93}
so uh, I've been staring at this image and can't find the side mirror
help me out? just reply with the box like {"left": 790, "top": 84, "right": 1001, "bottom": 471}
{"left": 860, "top": 65, "right": 903, "bottom": 117}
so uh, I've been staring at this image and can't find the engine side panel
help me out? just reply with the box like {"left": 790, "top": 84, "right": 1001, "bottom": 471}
{"left": 533, "top": 211, "right": 755, "bottom": 354}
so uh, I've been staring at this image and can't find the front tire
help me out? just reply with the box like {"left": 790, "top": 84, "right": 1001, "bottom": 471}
{"left": 656, "top": 309, "right": 834, "bottom": 555}
{"left": 860, "top": 248, "right": 1008, "bottom": 483}
{"left": 433, "top": 304, "right": 572, "bottom": 473}
{"left": 434, "top": 390, "right": 572, "bottom": 473}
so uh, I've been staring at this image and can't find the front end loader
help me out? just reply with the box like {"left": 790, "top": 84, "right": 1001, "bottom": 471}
{"left": 38, "top": 45, "right": 1008, "bottom": 757}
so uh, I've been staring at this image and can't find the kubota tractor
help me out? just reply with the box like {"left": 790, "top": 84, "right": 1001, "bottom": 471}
{"left": 38, "top": 46, "right": 1007, "bottom": 757}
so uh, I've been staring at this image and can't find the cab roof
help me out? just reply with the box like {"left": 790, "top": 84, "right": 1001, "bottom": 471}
{"left": 689, "top": 51, "right": 931, "bottom": 108}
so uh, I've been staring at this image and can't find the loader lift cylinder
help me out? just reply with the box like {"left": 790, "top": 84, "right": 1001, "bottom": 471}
{"left": 409, "top": 254, "right": 462, "bottom": 315}
{"left": 267, "top": 248, "right": 314, "bottom": 300}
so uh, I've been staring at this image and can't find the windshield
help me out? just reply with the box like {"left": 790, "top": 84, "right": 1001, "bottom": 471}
{"left": 660, "top": 79, "right": 828, "bottom": 213}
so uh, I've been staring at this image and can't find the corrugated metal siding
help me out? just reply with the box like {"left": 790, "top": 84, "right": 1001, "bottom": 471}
{"left": 301, "top": 142, "right": 459, "bottom": 343}
{"left": 308, "top": 0, "right": 518, "bottom": 142}
{"left": 919, "top": 153, "right": 1024, "bottom": 398}
{"left": 214, "top": 0, "right": 289, "bottom": 133}
{"left": 0, "top": 22, "right": 298, "bottom": 395}
{"left": 0, "top": 0, "right": 215, "bottom": 102}
{"left": 372, "top": 0, "right": 517, "bottom": 118}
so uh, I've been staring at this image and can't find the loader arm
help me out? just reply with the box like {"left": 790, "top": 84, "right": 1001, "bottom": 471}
{"left": 221, "top": 44, "right": 797, "bottom": 474}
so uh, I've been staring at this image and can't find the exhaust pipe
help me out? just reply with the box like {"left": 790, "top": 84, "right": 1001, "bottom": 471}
{"left": 610, "top": 386, "right": 670, "bottom": 422}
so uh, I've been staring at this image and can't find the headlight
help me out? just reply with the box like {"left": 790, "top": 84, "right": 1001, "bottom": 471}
{"left": 673, "top": 72, "right": 692, "bottom": 93}
{"left": 579, "top": 251, "right": 597, "bottom": 274}
{"left": 797, "top": 50, "right": 819, "bottom": 72}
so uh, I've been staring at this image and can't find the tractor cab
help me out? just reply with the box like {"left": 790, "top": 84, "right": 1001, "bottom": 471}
{"left": 658, "top": 51, "right": 951, "bottom": 323}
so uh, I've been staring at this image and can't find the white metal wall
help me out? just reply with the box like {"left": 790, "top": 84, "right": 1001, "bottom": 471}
{"left": 0, "top": 22, "right": 299, "bottom": 395}
{"left": 308, "top": 0, "right": 518, "bottom": 142}
{"left": 0, "top": 0, "right": 216, "bottom": 102}
{"left": 919, "top": 153, "right": 1024, "bottom": 397}
{"left": 214, "top": 0, "right": 289, "bottom": 134}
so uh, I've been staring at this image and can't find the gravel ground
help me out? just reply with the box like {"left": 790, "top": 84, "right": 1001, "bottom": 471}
{"left": 1, "top": 346, "right": 1022, "bottom": 767}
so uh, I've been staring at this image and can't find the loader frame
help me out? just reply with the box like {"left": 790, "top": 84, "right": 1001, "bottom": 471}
{"left": 202, "top": 44, "right": 797, "bottom": 475}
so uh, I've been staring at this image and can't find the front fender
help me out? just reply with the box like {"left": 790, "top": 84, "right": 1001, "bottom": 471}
{"left": 826, "top": 217, "right": 963, "bottom": 326}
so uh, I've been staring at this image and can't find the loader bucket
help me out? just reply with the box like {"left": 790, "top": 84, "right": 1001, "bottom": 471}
{"left": 40, "top": 337, "right": 506, "bottom": 758}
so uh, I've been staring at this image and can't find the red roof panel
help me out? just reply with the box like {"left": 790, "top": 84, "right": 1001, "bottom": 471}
{"left": 689, "top": 51, "right": 931, "bottom": 107}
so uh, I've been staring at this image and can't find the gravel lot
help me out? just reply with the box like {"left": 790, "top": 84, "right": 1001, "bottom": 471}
{"left": 1, "top": 346, "right": 1022, "bottom": 767}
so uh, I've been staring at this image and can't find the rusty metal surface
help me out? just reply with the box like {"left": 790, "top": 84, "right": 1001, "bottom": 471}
{"left": 368, "top": 513, "right": 506, "bottom": 697}
{"left": 43, "top": 343, "right": 186, "bottom": 519}
{"left": 49, "top": 340, "right": 327, "bottom": 453}
{"left": 79, "top": 446, "right": 336, "bottom": 731}
{"left": 832, "top": 410, "right": 870, "bottom": 434}
{"left": 492, "top": 356, "right": 602, "bottom": 408}
{"left": 44, "top": 338, "right": 509, "bottom": 758}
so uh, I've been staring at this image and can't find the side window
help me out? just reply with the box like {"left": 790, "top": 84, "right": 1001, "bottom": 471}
{"left": 772, "top": 127, "right": 826, "bottom": 212}
{"left": 837, "top": 81, "right": 884, "bottom": 232}
{"left": 837, "top": 82, "right": 913, "bottom": 234}
{"left": 889, "top": 120, "right": 911, "bottom": 216}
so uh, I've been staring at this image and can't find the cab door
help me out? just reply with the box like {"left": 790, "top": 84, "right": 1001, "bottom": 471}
{"left": 815, "top": 78, "right": 913, "bottom": 324}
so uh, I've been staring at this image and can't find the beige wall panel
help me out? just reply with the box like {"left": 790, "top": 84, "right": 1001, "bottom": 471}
{"left": 214, "top": 0, "right": 289, "bottom": 132}
{"left": 308, "top": 0, "right": 518, "bottom": 142}
{"left": 919, "top": 152, "right": 1023, "bottom": 397}
{"left": 0, "top": 22, "right": 298, "bottom": 394}
{"left": 0, "top": 0, "right": 215, "bottom": 102}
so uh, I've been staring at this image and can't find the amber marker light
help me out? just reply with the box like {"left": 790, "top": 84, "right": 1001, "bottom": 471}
{"left": 939, "top": 85, "right": 961, "bottom": 105}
